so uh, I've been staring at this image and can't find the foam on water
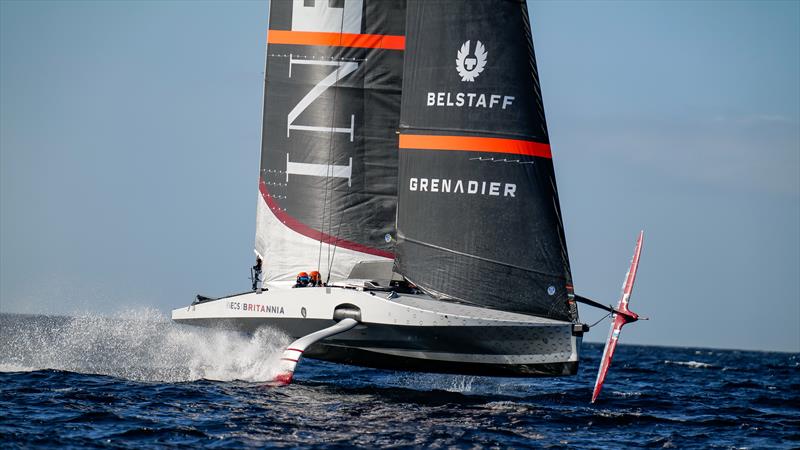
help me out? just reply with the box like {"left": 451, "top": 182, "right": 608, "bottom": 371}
{"left": 391, "top": 372, "right": 478, "bottom": 393}
{"left": 664, "top": 360, "right": 716, "bottom": 369}
{"left": 0, "top": 309, "right": 291, "bottom": 382}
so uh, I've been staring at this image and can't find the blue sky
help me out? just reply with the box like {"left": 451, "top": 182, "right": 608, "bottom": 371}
{"left": 1, "top": 0, "right": 798, "bottom": 352}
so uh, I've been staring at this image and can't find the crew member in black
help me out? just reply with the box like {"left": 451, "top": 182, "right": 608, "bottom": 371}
{"left": 252, "top": 256, "right": 263, "bottom": 291}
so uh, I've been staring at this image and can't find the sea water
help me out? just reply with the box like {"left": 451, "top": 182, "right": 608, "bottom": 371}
{"left": 0, "top": 311, "right": 797, "bottom": 448}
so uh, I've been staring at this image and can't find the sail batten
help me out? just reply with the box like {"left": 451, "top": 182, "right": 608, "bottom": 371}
{"left": 398, "top": 234, "right": 565, "bottom": 279}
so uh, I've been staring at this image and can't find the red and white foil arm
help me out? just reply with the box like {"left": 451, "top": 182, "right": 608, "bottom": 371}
{"left": 591, "top": 231, "right": 644, "bottom": 403}
{"left": 270, "top": 318, "right": 359, "bottom": 386}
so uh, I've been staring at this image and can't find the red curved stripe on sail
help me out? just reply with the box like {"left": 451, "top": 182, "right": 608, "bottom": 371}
{"left": 268, "top": 30, "right": 405, "bottom": 50}
{"left": 259, "top": 179, "right": 394, "bottom": 259}
{"left": 399, "top": 134, "right": 552, "bottom": 158}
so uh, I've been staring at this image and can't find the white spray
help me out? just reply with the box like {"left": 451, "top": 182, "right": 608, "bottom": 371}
{"left": 0, "top": 308, "right": 291, "bottom": 383}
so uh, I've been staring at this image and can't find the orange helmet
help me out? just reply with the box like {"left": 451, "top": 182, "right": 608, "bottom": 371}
{"left": 310, "top": 271, "right": 321, "bottom": 280}
{"left": 297, "top": 272, "right": 309, "bottom": 283}
{"left": 298, "top": 272, "right": 308, "bottom": 278}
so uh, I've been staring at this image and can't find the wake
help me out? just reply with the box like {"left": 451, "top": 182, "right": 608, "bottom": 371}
{"left": 0, "top": 308, "right": 290, "bottom": 383}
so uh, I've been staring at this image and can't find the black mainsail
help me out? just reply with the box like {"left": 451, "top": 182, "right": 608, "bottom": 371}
{"left": 255, "top": 0, "right": 405, "bottom": 282}
{"left": 394, "top": 0, "right": 575, "bottom": 321}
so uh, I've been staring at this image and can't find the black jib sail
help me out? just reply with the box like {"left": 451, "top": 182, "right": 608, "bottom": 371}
{"left": 255, "top": 0, "right": 405, "bottom": 282}
{"left": 394, "top": 0, "right": 575, "bottom": 321}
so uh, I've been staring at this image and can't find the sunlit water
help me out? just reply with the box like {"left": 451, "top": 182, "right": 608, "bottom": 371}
{"left": 1, "top": 312, "right": 798, "bottom": 448}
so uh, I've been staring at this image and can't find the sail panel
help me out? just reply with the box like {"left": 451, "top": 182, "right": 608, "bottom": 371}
{"left": 399, "top": 0, "right": 548, "bottom": 141}
{"left": 256, "top": 0, "right": 405, "bottom": 282}
{"left": 394, "top": 0, "right": 573, "bottom": 321}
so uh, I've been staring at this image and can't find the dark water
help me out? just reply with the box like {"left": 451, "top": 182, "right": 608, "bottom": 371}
{"left": 1, "top": 312, "right": 798, "bottom": 448}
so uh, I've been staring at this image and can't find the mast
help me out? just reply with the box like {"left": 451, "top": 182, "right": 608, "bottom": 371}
{"left": 255, "top": 0, "right": 405, "bottom": 282}
{"left": 394, "top": 0, "right": 575, "bottom": 321}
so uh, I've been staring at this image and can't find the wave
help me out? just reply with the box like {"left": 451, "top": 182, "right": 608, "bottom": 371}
{"left": 610, "top": 390, "right": 643, "bottom": 398}
{"left": 0, "top": 309, "right": 290, "bottom": 383}
{"left": 663, "top": 360, "right": 717, "bottom": 369}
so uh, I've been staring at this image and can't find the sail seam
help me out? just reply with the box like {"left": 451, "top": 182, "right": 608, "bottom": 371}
{"left": 398, "top": 235, "right": 563, "bottom": 279}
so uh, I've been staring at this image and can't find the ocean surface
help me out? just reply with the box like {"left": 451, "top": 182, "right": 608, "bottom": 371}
{"left": 0, "top": 311, "right": 797, "bottom": 449}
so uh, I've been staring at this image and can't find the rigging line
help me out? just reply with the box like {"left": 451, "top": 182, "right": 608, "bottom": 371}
{"left": 549, "top": 177, "right": 575, "bottom": 322}
{"left": 324, "top": 9, "right": 347, "bottom": 280}
{"left": 549, "top": 177, "right": 570, "bottom": 271}
{"left": 548, "top": 186, "right": 578, "bottom": 323}
{"left": 326, "top": 180, "right": 353, "bottom": 282}
{"left": 316, "top": 196, "right": 326, "bottom": 274}
{"left": 317, "top": 8, "right": 347, "bottom": 275}
{"left": 574, "top": 295, "right": 637, "bottom": 321}
{"left": 589, "top": 311, "right": 612, "bottom": 329}
{"left": 317, "top": 90, "right": 339, "bottom": 273}
{"left": 539, "top": 284, "right": 573, "bottom": 321}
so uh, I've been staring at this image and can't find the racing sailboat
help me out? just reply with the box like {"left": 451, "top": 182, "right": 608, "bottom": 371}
{"left": 172, "top": 0, "right": 644, "bottom": 401}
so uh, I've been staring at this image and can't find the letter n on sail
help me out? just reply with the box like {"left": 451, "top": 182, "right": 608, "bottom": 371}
{"left": 287, "top": 55, "right": 359, "bottom": 142}
{"left": 286, "top": 153, "right": 353, "bottom": 187}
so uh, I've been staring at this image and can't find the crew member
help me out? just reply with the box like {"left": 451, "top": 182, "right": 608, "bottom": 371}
{"left": 252, "top": 256, "right": 263, "bottom": 291}
{"left": 309, "top": 271, "right": 322, "bottom": 287}
{"left": 293, "top": 272, "right": 310, "bottom": 288}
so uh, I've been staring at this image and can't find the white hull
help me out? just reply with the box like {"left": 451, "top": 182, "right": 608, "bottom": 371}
{"left": 172, "top": 285, "right": 582, "bottom": 376}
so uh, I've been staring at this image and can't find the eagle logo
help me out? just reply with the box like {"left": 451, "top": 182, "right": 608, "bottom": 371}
{"left": 456, "top": 40, "right": 487, "bottom": 82}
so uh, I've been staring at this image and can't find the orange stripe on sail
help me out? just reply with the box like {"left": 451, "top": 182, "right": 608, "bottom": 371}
{"left": 399, "top": 134, "right": 552, "bottom": 158}
{"left": 267, "top": 30, "right": 405, "bottom": 50}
